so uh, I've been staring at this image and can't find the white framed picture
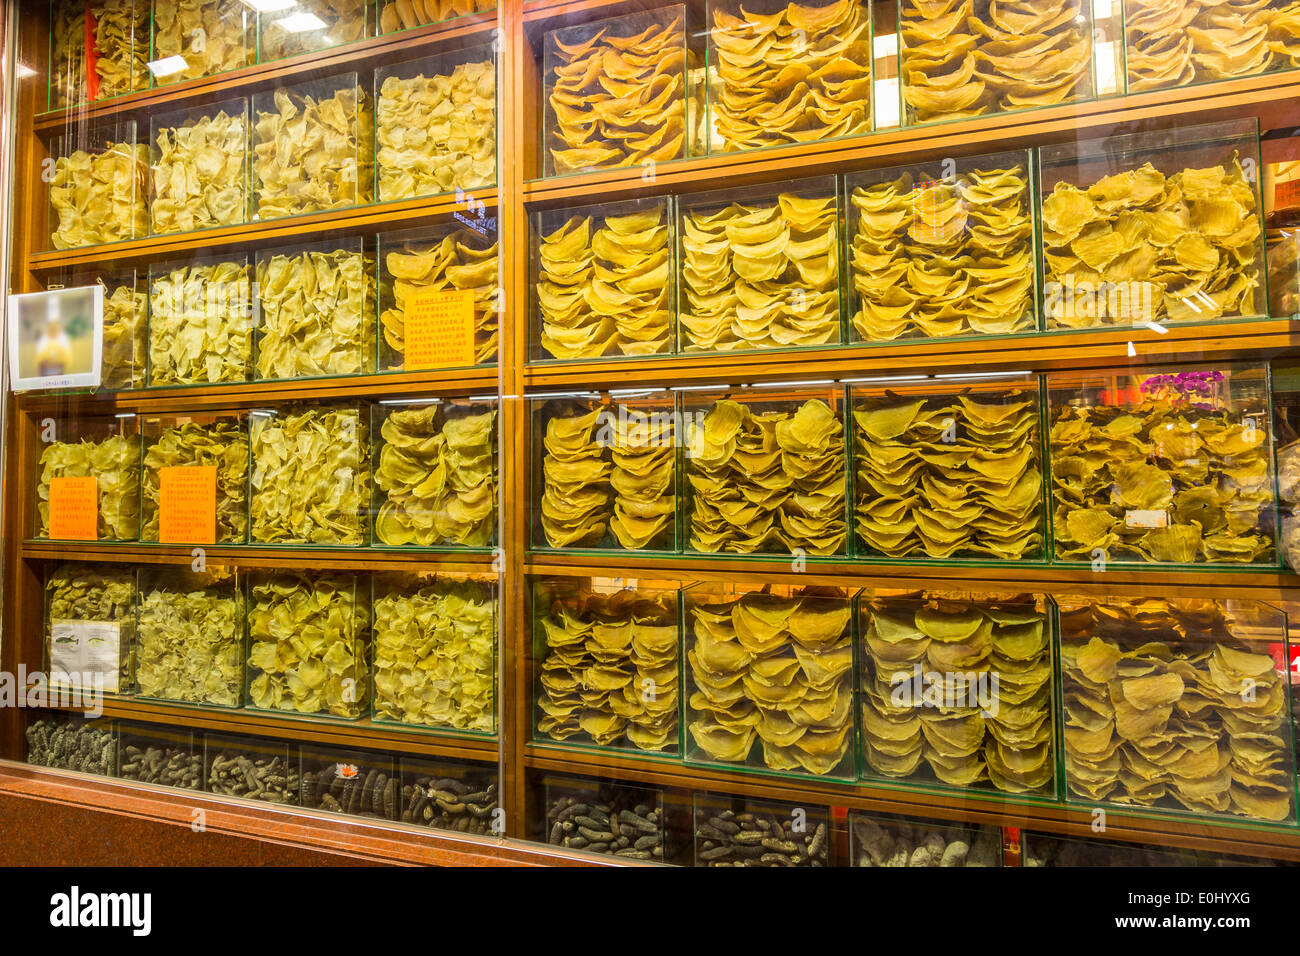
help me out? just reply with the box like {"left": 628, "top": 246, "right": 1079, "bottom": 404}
{"left": 7, "top": 284, "right": 103, "bottom": 392}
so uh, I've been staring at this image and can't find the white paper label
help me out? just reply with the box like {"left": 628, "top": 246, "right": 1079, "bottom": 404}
{"left": 49, "top": 620, "right": 121, "bottom": 694}
{"left": 1125, "top": 509, "right": 1169, "bottom": 530}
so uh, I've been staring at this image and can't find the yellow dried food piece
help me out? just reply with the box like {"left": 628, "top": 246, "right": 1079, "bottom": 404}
{"left": 148, "top": 259, "right": 251, "bottom": 384}
{"left": 378, "top": 60, "right": 495, "bottom": 201}
{"left": 101, "top": 280, "right": 146, "bottom": 389}
{"left": 151, "top": 110, "right": 247, "bottom": 234}
{"left": 93, "top": 0, "right": 150, "bottom": 98}
{"left": 37, "top": 434, "right": 140, "bottom": 540}
{"left": 255, "top": 247, "right": 374, "bottom": 379}
{"left": 153, "top": 0, "right": 252, "bottom": 84}
{"left": 253, "top": 83, "right": 374, "bottom": 219}
{"left": 50, "top": 142, "right": 149, "bottom": 249}
{"left": 141, "top": 419, "right": 248, "bottom": 543}
{"left": 250, "top": 406, "right": 369, "bottom": 544}
{"left": 540, "top": 405, "right": 612, "bottom": 548}
{"left": 380, "top": 0, "right": 494, "bottom": 33}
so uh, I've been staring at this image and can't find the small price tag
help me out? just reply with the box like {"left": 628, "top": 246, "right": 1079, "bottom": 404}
{"left": 48, "top": 476, "right": 98, "bottom": 539}
{"left": 158, "top": 465, "right": 217, "bottom": 543}
{"left": 1124, "top": 509, "right": 1169, "bottom": 530}
{"left": 404, "top": 288, "right": 476, "bottom": 370}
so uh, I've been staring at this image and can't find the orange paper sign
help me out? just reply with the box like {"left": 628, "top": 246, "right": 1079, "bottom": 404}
{"left": 1276, "top": 177, "right": 1300, "bottom": 212}
{"left": 158, "top": 465, "right": 217, "bottom": 544}
{"left": 48, "top": 476, "right": 98, "bottom": 540}
{"left": 404, "top": 288, "right": 476, "bottom": 370}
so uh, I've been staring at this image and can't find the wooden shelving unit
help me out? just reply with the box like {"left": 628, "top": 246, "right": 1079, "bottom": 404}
{"left": 5, "top": 0, "right": 1300, "bottom": 865}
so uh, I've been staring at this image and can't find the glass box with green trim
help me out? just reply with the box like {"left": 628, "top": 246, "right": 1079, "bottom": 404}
{"left": 117, "top": 722, "right": 203, "bottom": 790}
{"left": 398, "top": 754, "right": 499, "bottom": 833}
{"left": 139, "top": 410, "right": 249, "bottom": 545}
{"left": 148, "top": 97, "right": 250, "bottom": 236}
{"left": 147, "top": 251, "right": 253, "bottom": 386}
{"left": 47, "top": 117, "right": 148, "bottom": 250}
{"left": 693, "top": 790, "right": 831, "bottom": 866}
{"left": 257, "top": 0, "right": 369, "bottom": 62}
{"left": 849, "top": 808, "right": 1004, "bottom": 866}
{"left": 32, "top": 413, "right": 141, "bottom": 542}
{"left": 44, "top": 561, "right": 135, "bottom": 697}
{"left": 299, "top": 744, "right": 397, "bottom": 819}
{"left": 151, "top": 0, "right": 254, "bottom": 85}
{"left": 204, "top": 731, "right": 299, "bottom": 804}
{"left": 541, "top": 771, "right": 677, "bottom": 862}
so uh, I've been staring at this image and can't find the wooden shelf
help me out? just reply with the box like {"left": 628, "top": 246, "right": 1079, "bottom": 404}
{"left": 524, "top": 319, "right": 1300, "bottom": 389}
{"left": 31, "top": 11, "right": 500, "bottom": 134}
{"left": 523, "top": 747, "right": 1300, "bottom": 862}
{"left": 27, "top": 188, "right": 499, "bottom": 273}
{"left": 45, "top": 698, "right": 500, "bottom": 763}
{"left": 522, "top": 69, "right": 1300, "bottom": 204}
{"left": 23, "top": 541, "right": 496, "bottom": 573}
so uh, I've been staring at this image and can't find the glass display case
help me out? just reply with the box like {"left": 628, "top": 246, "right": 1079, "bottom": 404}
{"left": 1056, "top": 594, "right": 1295, "bottom": 824}
{"left": 32, "top": 413, "right": 140, "bottom": 541}
{"left": 531, "top": 196, "right": 674, "bottom": 361}
{"left": 1046, "top": 362, "right": 1277, "bottom": 567}
{"left": 1039, "top": 119, "right": 1266, "bottom": 332}
{"left": 371, "top": 571, "right": 496, "bottom": 733}
{"left": 117, "top": 722, "right": 203, "bottom": 789}
{"left": 204, "top": 732, "right": 299, "bottom": 804}
{"left": 257, "top": 0, "right": 369, "bottom": 62}
{"left": 378, "top": 0, "right": 494, "bottom": 32}
{"left": 148, "top": 98, "right": 249, "bottom": 235}
{"left": 704, "top": 0, "right": 873, "bottom": 153}
{"left": 25, "top": 713, "right": 118, "bottom": 776}
{"left": 134, "top": 565, "right": 244, "bottom": 708}
{"left": 849, "top": 374, "right": 1045, "bottom": 561}
{"left": 245, "top": 570, "right": 370, "bottom": 719}
{"left": 850, "top": 809, "right": 1004, "bottom": 866}
{"left": 249, "top": 404, "right": 370, "bottom": 545}
{"left": 541, "top": 772, "right": 677, "bottom": 861}
{"left": 253, "top": 237, "right": 375, "bottom": 381}
{"left": 1020, "top": 829, "right": 1195, "bottom": 866}
{"left": 530, "top": 390, "right": 678, "bottom": 553}
{"left": 250, "top": 73, "right": 374, "bottom": 220}
{"left": 47, "top": 118, "right": 148, "bottom": 250}
{"left": 680, "top": 383, "right": 848, "bottom": 557}
{"left": 150, "top": 0, "right": 254, "bottom": 85}
{"left": 147, "top": 252, "right": 253, "bottom": 386}
{"left": 530, "top": 575, "right": 680, "bottom": 755}
{"left": 48, "top": 0, "right": 149, "bottom": 108}
{"left": 44, "top": 561, "right": 135, "bottom": 696}
{"left": 858, "top": 589, "right": 1056, "bottom": 798}
{"left": 693, "top": 791, "right": 830, "bottom": 866}
{"left": 299, "top": 745, "right": 396, "bottom": 819}
{"left": 376, "top": 45, "right": 497, "bottom": 202}
{"left": 376, "top": 221, "right": 500, "bottom": 371}
{"left": 541, "top": 4, "right": 703, "bottom": 177}
{"left": 683, "top": 582, "right": 856, "bottom": 780}
{"left": 398, "top": 755, "right": 499, "bottom": 832}
{"left": 677, "top": 175, "right": 841, "bottom": 354}
{"left": 139, "top": 410, "right": 249, "bottom": 544}
{"left": 42, "top": 267, "right": 146, "bottom": 392}
{"left": 846, "top": 149, "right": 1038, "bottom": 343}
{"left": 1274, "top": 360, "right": 1300, "bottom": 571}
{"left": 371, "top": 398, "right": 497, "bottom": 549}
{"left": 898, "top": 0, "right": 1095, "bottom": 127}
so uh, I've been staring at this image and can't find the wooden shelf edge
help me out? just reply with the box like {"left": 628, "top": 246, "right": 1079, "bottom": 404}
{"left": 31, "top": 12, "right": 501, "bottom": 135}
{"left": 524, "top": 321, "right": 1300, "bottom": 389}
{"left": 523, "top": 71, "right": 1300, "bottom": 202}
{"left": 22, "top": 542, "right": 497, "bottom": 572}
{"left": 26, "top": 188, "right": 499, "bottom": 272}
{"left": 522, "top": 748, "right": 1300, "bottom": 861}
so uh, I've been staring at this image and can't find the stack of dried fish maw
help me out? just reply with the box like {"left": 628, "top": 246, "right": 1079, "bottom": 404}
{"left": 710, "top": 0, "right": 871, "bottom": 151}
{"left": 1060, "top": 598, "right": 1293, "bottom": 822}
{"left": 1125, "top": 0, "right": 1300, "bottom": 92}
{"left": 148, "top": 260, "right": 251, "bottom": 384}
{"left": 372, "top": 577, "right": 495, "bottom": 731}
{"left": 247, "top": 572, "right": 369, "bottom": 718}
{"left": 850, "top": 164, "right": 1034, "bottom": 340}
{"left": 687, "top": 589, "right": 854, "bottom": 775}
{"left": 1049, "top": 370, "right": 1275, "bottom": 564}
{"left": 900, "top": 0, "right": 1091, "bottom": 124}
{"left": 380, "top": 0, "right": 494, "bottom": 32}
{"left": 539, "top": 405, "right": 612, "bottom": 548}
{"left": 50, "top": 1, "right": 88, "bottom": 108}
{"left": 535, "top": 584, "right": 679, "bottom": 751}
{"left": 537, "top": 206, "right": 671, "bottom": 359}
{"left": 545, "top": 13, "right": 692, "bottom": 174}
{"left": 378, "top": 59, "right": 495, "bottom": 200}
{"left": 686, "top": 397, "right": 846, "bottom": 555}
{"left": 381, "top": 231, "right": 498, "bottom": 367}
{"left": 101, "top": 278, "right": 146, "bottom": 389}
{"left": 37, "top": 434, "right": 139, "bottom": 539}
{"left": 46, "top": 564, "right": 134, "bottom": 688}
{"left": 609, "top": 406, "right": 675, "bottom": 549}
{"left": 93, "top": 0, "right": 149, "bottom": 98}
{"left": 252, "top": 83, "right": 374, "bottom": 219}
{"left": 141, "top": 419, "right": 248, "bottom": 543}
{"left": 1042, "top": 156, "right": 1262, "bottom": 329}
{"left": 260, "top": 0, "right": 366, "bottom": 60}
{"left": 250, "top": 406, "right": 369, "bottom": 545}
{"left": 852, "top": 815, "right": 1002, "bottom": 866}
{"left": 860, "top": 595, "right": 1054, "bottom": 794}
{"left": 853, "top": 389, "right": 1043, "bottom": 559}
{"left": 152, "top": 0, "right": 252, "bottom": 83}
{"left": 374, "top": 405, "right": 497, "bottom": 547}
{"left": 150, "top": 110, "right": 247, "bottom": 234}
{"left": 135, "top": 576, "right": 243, "bottom": 706}
{"left": 681, "top": 192, "right": 839, "bottom": 351}
{"left": 50, "top": 140, "right": 149, "bottom": 249}
{"left": 255, "top": 247, "right": 373, "bottom": 379}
